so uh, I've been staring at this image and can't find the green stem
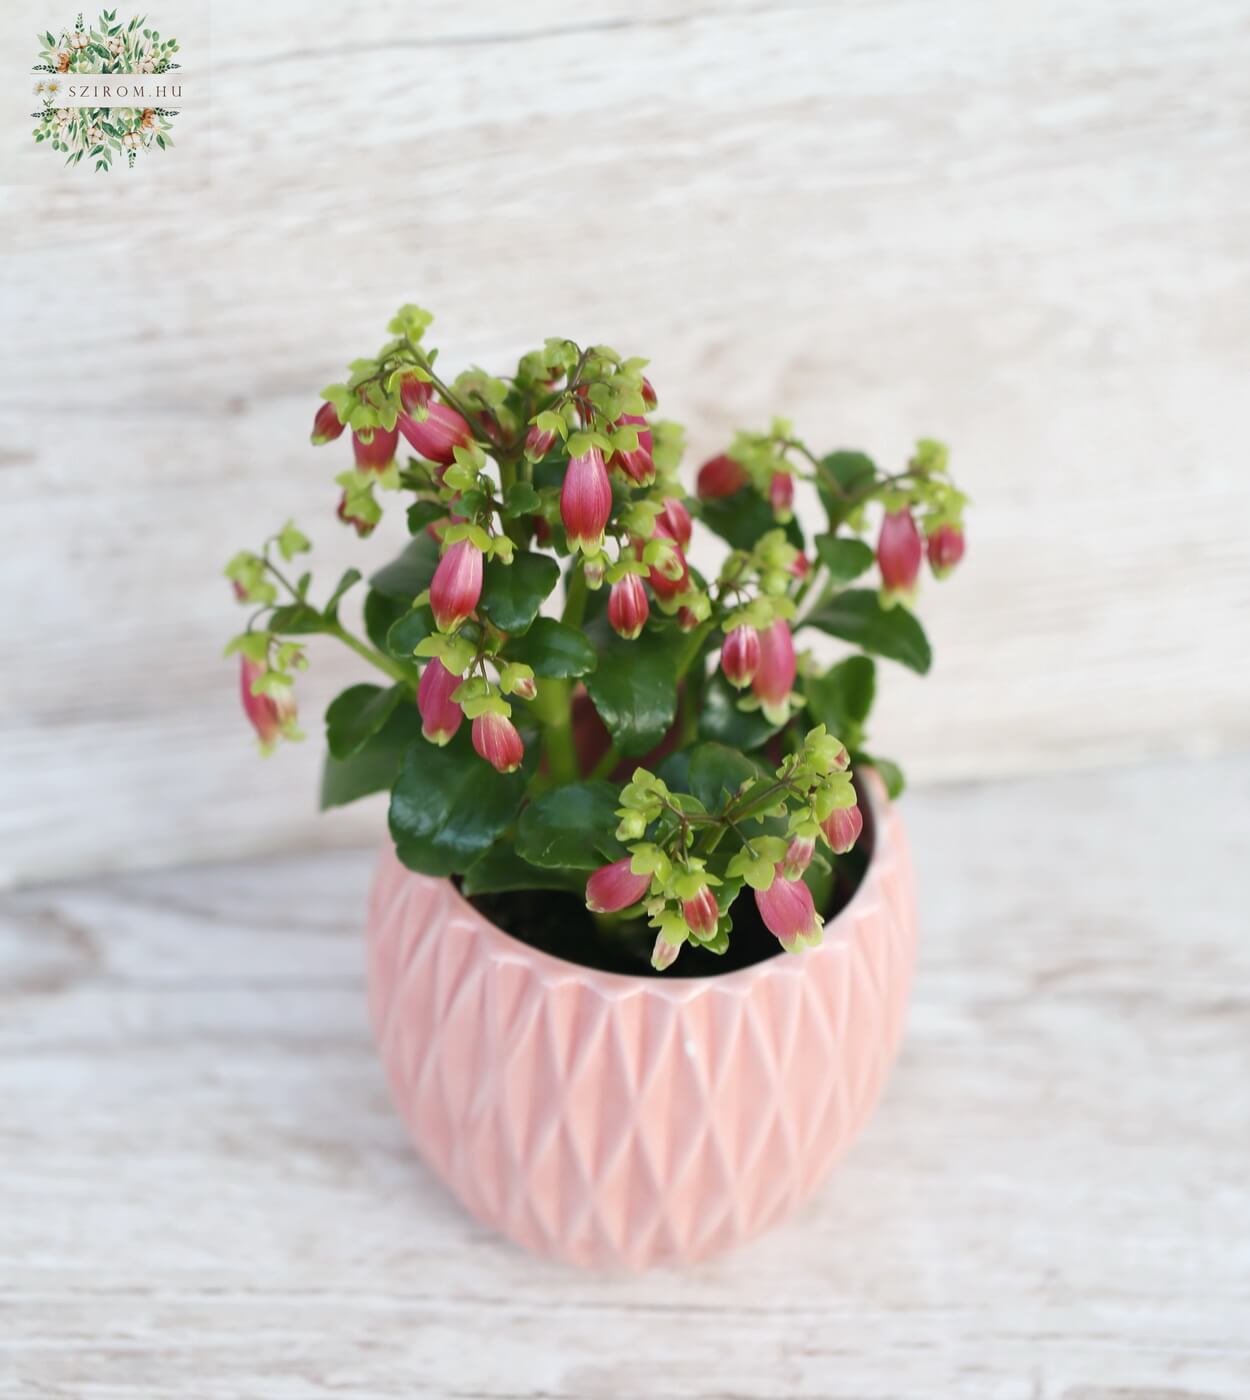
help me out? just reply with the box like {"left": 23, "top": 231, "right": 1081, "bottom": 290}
{"left": 562, "top": 559, "right": 589, "bottom": 628}
{"left": 325, "top": 622, "right": 415, "bottom": 686}
{"left": 533, "top": 678, "right": 578, "bottom": 784}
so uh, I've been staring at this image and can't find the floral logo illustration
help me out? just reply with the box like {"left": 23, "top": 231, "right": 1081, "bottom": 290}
{"left": 31, "top": 10, "right": 180, "bottom": 171}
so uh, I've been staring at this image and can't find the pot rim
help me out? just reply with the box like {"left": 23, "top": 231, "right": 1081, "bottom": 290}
{"left": 384, "top": 769, "right": 896, "bottom": 995}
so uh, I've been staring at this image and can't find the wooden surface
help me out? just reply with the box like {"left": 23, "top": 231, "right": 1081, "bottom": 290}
{"left": 3, "top": 758, "right": 1247, "bottom": 1398}
{"left": 2, "top": 0, "right": 1250, "bottom": 885}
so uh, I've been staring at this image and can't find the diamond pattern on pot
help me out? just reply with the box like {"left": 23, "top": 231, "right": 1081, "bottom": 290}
{"left": 366, "top": 778, "right": 918, "bottom": 1270}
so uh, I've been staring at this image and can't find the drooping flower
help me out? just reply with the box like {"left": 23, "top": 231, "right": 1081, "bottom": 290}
{"left": 352, "top": 425, "right": 398, "bottom": 472}
{"left": 429, "top": 538, "right": 483, "bottom": 633}
{"left": 720, "top": 625, "right": 761, "bottom": 689}
{"left": 651, "top": 934, "right": 681, "bottom": 971}
{"left": 877, "top": 509, "right": 923, "bottom": 595}
{"left": 656, "top": 497, "right": 692, "bottom": 549}
{"left": 608, "top": 573, "right": 649, "bottom": 640}
{"left": 586, "top": 858, "right": 651, "bottom": 913}
{"left": 927, "top": 523, "right": 966, "bottom": 578}
{"left": 769, "top": 471, "right": 795, "bottom": 521}
{"left": 472, "top": 711, "right": 525, "bottom": 773}
{"left": 239, "top": 657, "right": 296, "bottom": 753}
{"left": 417, "top": 659, "right": 463, "bottom": 745}
{"left": 524, "top": 422, "right": 557, "bottom": 462}
{"left": 697, "top": 453, "right": 748, "bottom": 499}
{"left": 754, "top": 867, "right": 823, "bottom": 952}
{"left": 398, "top": 401, "right": 473, "bottom": 465}
{"left": 782, "top": 835, "right": 815, "bottom": 880}
{"left": 821, "top": 802, "right": 863, "bottom": 855}
{"left": 336, "top": 492, "right": 376, "bottom": 537}
{"left": 560, "top": 448, "right": 613, "bottom": 552}
{"left": 751, "top": 619, "right": 796, "bottom": 711}
{"left": 610, "top": 414, "right": 654, "bottom": 485}
{"left": 676, "top": 606, "right": 701, "bottom": 631}
{"left": 790, "top": 551, "right": 811, "bottom": 580}
{"left": 683, "top": 885, "right": 719, "bottom": 938}
{"left": 399, "top": 375, "right": 434, "bottom": 416}
{"left": 640, "top": 376, "right": 658, "bottom": 408}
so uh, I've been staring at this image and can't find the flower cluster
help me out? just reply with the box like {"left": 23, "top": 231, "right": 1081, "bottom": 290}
{"left": 225, "top": 305, "right": 967, "bottom": 971}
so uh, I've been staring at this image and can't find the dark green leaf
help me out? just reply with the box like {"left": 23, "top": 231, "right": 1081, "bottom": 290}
{"left": 502, "top": 481, "right": 542, "bottom": 517}
{"left": 516, "top": 781, "right": 624, "bottom": 870}
{"left": 584, "top": 636, "right": 677, "bottom": 756}
{"left": 370, "top": 533, "right": 441, "bottom": 601}
{"left": 406, "top": 500, "right": 444, "bottom": 535}
{"left": 504, "top": 617, "right": 597, "bottom": 678}
{"left": 461, "top": 843, "right": 587, "bottom": 896}
{"left": 803, "top": 589, "right": 931, "bottom": 674}
{"left": 804, "top": 656, "right": 877, "bottom": 745}
{"left": 817, "top": 451, "right": 877, "bottom": 524}
{"left": 324, "top": 567, "right": 362, "bottom": 617}
{"left": 325, "top": 683, "right": 406, "bottom": 760}
{"left": 386, "top": 603, "right": 435, "bottom": 658}
{"left": 697, "top": 672, "right": 785, "bottom": 750}
{"left": 854, "top": 751, "right": 905, "bottom": 799}
{"left": 696, "top": 489, "right": 803, "bottom": 553}
{"left": 813, "top": 534, "right": 875, "bottom": 584}
{"left": 319, "top": 706, "right": 422, "bottom": 809}
{"left": 478, "top": 550, "right": 559, "bottom": 634}
{"left": 363, "top": 589, "right": 408, "bottom": 651}
{"left": 267, "top": 602, "right": 325, "bottom": 635}
{"left": 388, "top": 728, "right": 534, "bottom": 877}
{"left": 688, "top": 743, "right": 763, "bottom": 813}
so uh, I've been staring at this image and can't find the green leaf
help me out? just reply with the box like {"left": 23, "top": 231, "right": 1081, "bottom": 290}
{"left": 325, "top": 683, "right": 406, "bottom": 760}
{"left": 370, "top": 533, "right": 441, "bottom": 602}
{"left": 854, "top": 751, "right": 905, "bottom": 799}
{"left": 478, "top": 550, "right": 559, "bottom": 634}
{"left": 504, "top": 617, "right": 597, "bottom": 678}
{"left": 688, "top": 743, "right": 763, "bottom": 814}
{"left": 697, "top": 672, "right": 785, "bottom": 750}
{"left": 324, "top": 567, "right": 362, "bottom": 618}
{"left": 388, "top": 728, "right": 534, "bottom": 877}
{"left": 697, "top": 489, "right": 803, "bottom": 553}
{"left": 363, "top": 589, "right": 408, "bottom": 651}
{"left": 268, "top": 602, "right": 325, "bottom": 635}
{"left": 319, "top": 706, "right": 422, "bottom": 809}
{"left": 584, "top": 636, "right": 678, "bottom": 756}
{"left": 461, "top": 843, "right": 587, "bottom": 896}
{"left": 386, "top": 602, "right": 435, "bottom": 658}
{"left": 803, "top": 589, "right": 931, "bottom": 674}
{"left": 516, "top": 781, "right": 624, "bottom": 870}
{"left": 817, "top": 451, "right": 877, "bottom": 523}
{"left": 804, "top": 656, "right": 877, "bottom": 745}
{"left": 813, "top": 535, "right": 875, "bottom": 584}
{"left": 501, "top": 481, "right": 542, "bottom": 518}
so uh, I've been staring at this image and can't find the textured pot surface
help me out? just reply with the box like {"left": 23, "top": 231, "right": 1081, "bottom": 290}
{"left": 366, "top": 778, "right": 918, "bottom": 1269}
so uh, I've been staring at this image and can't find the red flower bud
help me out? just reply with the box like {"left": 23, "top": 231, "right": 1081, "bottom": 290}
{"left": 608, "top": 573, "right": 650, "bottom": 640}
{"left": 769, "top": 471, "right": 795, "bottom": 521}
{"left": 650, "top": 934, "right": 680, "bottom": 971}
{"left": 471, "top": 711, "right": 525, "bottom": 773}
{"left": 683, "top": 885, "right": 719, "bottom": 938}
{"left": 398, "top": 401, "right": 474, "bottom": 466}
{"left": 927, "top": 523, "right": 966, "bottom": 578}
{"left": 336, "top": 492, "right": 376, "bottom": 537}
{"left": 751, "top": 619, "right": 796, "bottom": 707}
{"left": 640, "top": 375, "right": 658, "bottom": 409}
{"left": 524, "top": 423, "right": 557, "bottom": 462}
{"left": 560, "top": 448, "right": 613, "bottom": 552}
{"left": 656, "top": 497, "right": 692, "bottom": 550}
{"left": 417, "top": 659, "right": 463, "bottom": 746}
{"left": 511, "top": 673, "right": 538, "bottom": 701}
{"left": 720, "top": 625, "right": 761, "bottom": 689}
{"left": 877, "top": 509, "right": 923, "bottom": 594}
{"left": 585, "top": 858, "right": 651, "bottom": 913}
{"left": 399, "top": 375, "right": 434, "bottom": 415}
{"left": 429, "top": 538, "right": 483, "bottom": 633}
{"left": 610, "top": 414, "right": 655, "bottom": 485}
{"left": 352, "top": 425, "right": 399, "bottom": 472}
{"left": 583, "top": 553, "right": 606, "bottom": 589}
{"left": 696, "top": 453, "right": 748, "bottom": 499}
{"left": 790, "top": 551, "right": 811, "bottom": 579}
{"left": 239, "top": 658, "right": 296, "bottom": 751}
{"left": 677, "top": 606, "right": 701, "bottom": 631}
{"left": 782, "top": 835, "right": 815, "bottom": 879}
{"left": 311, "top": 401, "right": 345, "bottom": 445}
{"left": 821, "top": 802, "right": 863, "bottom": 855}
{"left": 531, "top": 514, "right": 552, "bottom": 546}
{"left": 754, "top": 867, "right": 823, "bottom": 952}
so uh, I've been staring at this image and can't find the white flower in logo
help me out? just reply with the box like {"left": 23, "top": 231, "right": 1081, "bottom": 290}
{"left": 87, "top": 123, "right": 105, "bottom": 146}
{"left": 39, "top": 75, "right": 66, "bottom": 103}
{"left": 69, "top": 30, "right": 90, "bottom": 50}
{"left": 107, "top": 34, "right": 125, "bottom": 55}
{"left": 137, "top": 56, "right": 156, "bottom": 73}
{"left": 55, "top": 107, "right": 72, "bottom": 127}
{"left": 121, "top": 129, "right": 142, "bottom": 149}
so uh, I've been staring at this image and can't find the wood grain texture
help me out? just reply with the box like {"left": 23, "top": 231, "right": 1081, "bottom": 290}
{"left": 2, "top": 0, "right": 1249, "bottom": 883}
{"left": 2, "top": 760, "right": 1247, "bottom": 1397}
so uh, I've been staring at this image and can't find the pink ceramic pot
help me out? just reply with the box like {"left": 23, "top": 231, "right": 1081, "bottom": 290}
{"left": 366, "top": 775, "right": 918, "bottom": 1270}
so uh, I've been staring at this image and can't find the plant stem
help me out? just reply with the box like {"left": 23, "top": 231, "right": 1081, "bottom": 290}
{"left": 562, "top": 559, "right": 589, "bottom": 627}
{"left": 325, "top": 622, "right": 416, "bottom": 687}
{"left": 533, "top": 678, "right": 578, "bottom": 784}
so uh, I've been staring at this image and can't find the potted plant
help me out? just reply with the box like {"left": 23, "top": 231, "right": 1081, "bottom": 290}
{"left": 225, "top": 306, "right": 968, "bottom": 1269}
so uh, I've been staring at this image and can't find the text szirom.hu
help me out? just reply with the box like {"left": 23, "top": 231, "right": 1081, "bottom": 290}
{"left": 63, "top": 81, "right": 183, "bottom": 100}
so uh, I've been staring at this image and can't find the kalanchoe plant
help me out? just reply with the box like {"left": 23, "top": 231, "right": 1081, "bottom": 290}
{"left": 225, "top": 307, "right": 968, "bottom": 973}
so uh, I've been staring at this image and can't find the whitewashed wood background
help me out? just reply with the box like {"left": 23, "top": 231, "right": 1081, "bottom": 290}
{"left": 2, "top": 0, "right": 1248, "bottom": 885}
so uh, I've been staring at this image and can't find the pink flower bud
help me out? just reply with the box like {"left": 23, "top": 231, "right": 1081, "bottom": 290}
{"left": 697, "top": 453, "right": 748, "bottom": 499}
{"left": 821, "top": 802, "right": 863, "bottom": 855}
{"left": 782, "top": 835, "right": 815, "bottom": 879}
{"left": 531, "top": 515, "right": 552, "bottom": 547}
{"left": 585, "top": 858, "right": 651, "bottom": 913}
{"left": 417, "top": 659, "right": 463, "bottom": 746}
{"left": 640, "top": 376, "right": 658, "bottom": 409}
{"left": 524, "top": 423, "right": 557, "bottom": 462}
{"left": 429, "top": 538, "right": 483, "bottom": 633}
{"left": 399, "top": 375, "right": 434, "bottom": 415}
{"left": 677, "top": 606, "right": 701, "bottom": 631}
{"left": 398, "top": 401, "right": 474, "bottom": 466}
{"left": 877, "top": 509, "right": 923, "bottom": 593}
{"left": 751, "top": 619, "right": 796, "bottom": 707}
{"left": 311, "top": 401, "right": 345, "bottom": 445}
{"left": 927, "top": 523, "right": 966, "bottom": 578}
{"left": 720, "top": 625, "right": 761, "bottom": 689}
{"left": 769, "top": 471, "right": 795, "bottom": 521}
{"left": 790, "top": 551, "right": 811, "bottom": 579}
{"left": 650, "top": 934, "right": 680, "bottom": 971}
{"left": 336, "top": 492, "right": 376, "bottom": 538}
{"left": 352, "top": 426, "right": 399, "bottom": 472}
{"left": 683, "top": 885, "right": 719, "bottom": 937}
{"left": 608, "top": 573, "right": 650, "bottom": 640}
{"left": 511, "top": 673, "right": 538, "bottom": 701}
{"left": 583, "top": 553, "right": 606, "bottom": 589}
{"left": 239, "top": 658, "right": 296, "bottom": 750}
{"left": 471, "top": 711, "right": 525, "bottom": 773}
{"left": 560, "top": 448, "right": 613, "bottom": 552}
{"left": 610, "top": 414, "right": 655, "bottom": 486}
{"left": 754, "top": 867, "right": 823, "bottom": 952}
{"left": 656, "top": 497, "right": 692, "bottom": 549}
{"left": 638, "top": 521, "right": 690, "bottom": 600}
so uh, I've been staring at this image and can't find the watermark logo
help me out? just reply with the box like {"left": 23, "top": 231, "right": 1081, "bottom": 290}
{"left": 30, "top": 9, "right": 181, "bottom": 171}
